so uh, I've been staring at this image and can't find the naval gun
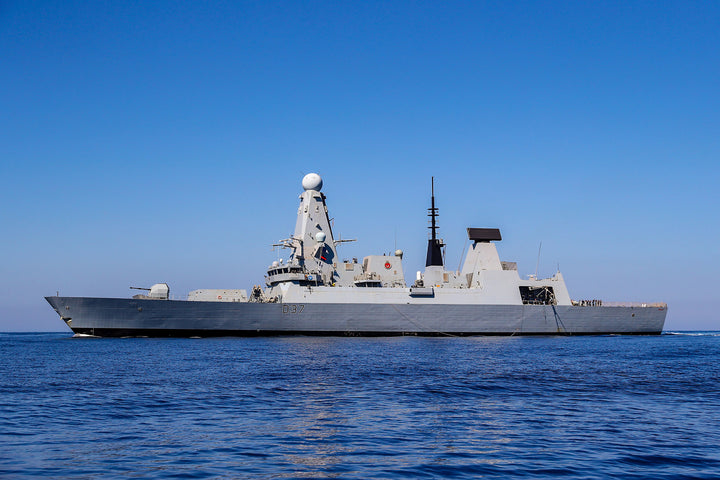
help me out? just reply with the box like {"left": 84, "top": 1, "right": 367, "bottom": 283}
{"left": 130, "top": 283, "right": 169, "bottom": 300}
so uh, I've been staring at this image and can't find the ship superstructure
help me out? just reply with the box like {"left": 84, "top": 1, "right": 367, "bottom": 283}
{"left": 46, "top": 173, "right": 666, "bottom": 336}
{"left": 261, "top": 173, "right": 572, "bottom": 308}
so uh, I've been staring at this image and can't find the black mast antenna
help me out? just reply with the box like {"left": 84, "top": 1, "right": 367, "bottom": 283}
{"left": 425, "top": 177, "right": 444, "bottom": 267}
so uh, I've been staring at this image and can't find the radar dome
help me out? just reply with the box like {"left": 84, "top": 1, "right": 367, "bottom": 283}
{"left": 302, "top": 173, "right": 323, "bottom": 191}
{"left": 315, "top": 231, "right": 326, "bottom": 242}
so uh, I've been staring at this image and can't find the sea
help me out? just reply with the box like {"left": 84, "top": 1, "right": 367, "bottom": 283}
{"left": 1, "top": 332, "right": 719, "bottom": 479}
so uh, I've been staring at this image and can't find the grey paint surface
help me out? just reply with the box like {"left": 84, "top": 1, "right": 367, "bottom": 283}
{"left": 46, "top": 296, "right": 666, "bottom": 336}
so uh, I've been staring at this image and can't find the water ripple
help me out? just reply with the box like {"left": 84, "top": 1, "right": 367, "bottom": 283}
{"left": 2, "top": 333, "right": 720, "bottom": 478}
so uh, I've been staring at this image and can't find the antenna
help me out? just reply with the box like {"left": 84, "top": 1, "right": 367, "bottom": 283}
{"left": 457, "top": 237, "right": 469, "bottom": 274}
{"left": 425, "top": 176, "right": 444, "bottom": 267}
{"left": 535, "top": 241, "right": 542, "bottom": 278}
{"left": 429, "top": 176, "right": 438, "bottom": 241}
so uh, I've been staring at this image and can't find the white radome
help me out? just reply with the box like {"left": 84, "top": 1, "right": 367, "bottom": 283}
{"left": 302, "top": 173, "right": 323, "bottom": 191}
{"left": 315, "top": 231, "right": 326, "bottom": 242}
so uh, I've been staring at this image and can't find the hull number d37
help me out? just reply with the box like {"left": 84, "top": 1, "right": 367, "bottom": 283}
{"left": 282, "top": 304, "right": 305, "bottom": 314}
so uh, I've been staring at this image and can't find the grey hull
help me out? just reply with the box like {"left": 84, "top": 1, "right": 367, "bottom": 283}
{"left": 46, "top": 297, "right": 666, "bottom": 337}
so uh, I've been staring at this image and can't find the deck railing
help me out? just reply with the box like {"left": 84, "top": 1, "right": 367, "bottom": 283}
{"left": 572, "top": 300, "right": 667, "bottom": 308}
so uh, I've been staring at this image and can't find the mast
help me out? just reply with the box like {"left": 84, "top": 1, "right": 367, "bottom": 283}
{"left": 425, "top": 177, "right": 444, "bottom": 267}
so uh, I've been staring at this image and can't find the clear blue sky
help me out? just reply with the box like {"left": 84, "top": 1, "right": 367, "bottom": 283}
{"left": 1, "top": 1, "right": 718, "bottom": 331}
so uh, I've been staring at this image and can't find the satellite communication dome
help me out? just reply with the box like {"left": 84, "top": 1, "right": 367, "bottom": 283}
{"left": 315, "top": 231, "right": 326, "bottom": 242}
{"left": 302, "top": 173, "right": 323, "bottom": 191}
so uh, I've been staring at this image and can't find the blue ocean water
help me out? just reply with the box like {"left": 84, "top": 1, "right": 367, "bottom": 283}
{"left": 1, "top": 333, "right": 719, "bottom": 479}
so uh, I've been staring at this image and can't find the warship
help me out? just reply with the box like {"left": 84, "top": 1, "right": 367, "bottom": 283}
{"left": 46, "top": 173, "right": 666, "bottom": 336}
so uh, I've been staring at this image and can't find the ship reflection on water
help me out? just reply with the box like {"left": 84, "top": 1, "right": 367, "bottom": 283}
{"left": 260, "top": 338, "right": 526, "bottom": 476}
